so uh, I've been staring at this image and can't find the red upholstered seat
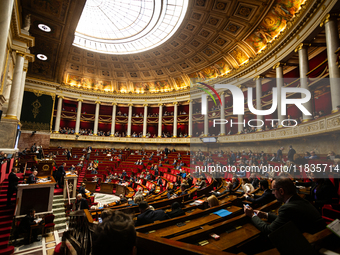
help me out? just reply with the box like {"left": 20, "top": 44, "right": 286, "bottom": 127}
{"left": 44, "top": 214, "right": 55, "bottom": 235}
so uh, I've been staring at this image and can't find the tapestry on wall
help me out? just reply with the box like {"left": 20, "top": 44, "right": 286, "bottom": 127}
{"left": 20, "top": 90, "right": 55, "bottom": 131}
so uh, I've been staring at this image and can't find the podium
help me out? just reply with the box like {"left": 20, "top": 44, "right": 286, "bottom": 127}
{"left": 16, "top": 177, "right": 56, "bottom": 216}
{"left": 64, "top": 172, "right": 78, "bottom": 199}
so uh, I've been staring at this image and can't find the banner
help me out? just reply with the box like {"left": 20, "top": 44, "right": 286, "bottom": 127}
{"left": 20, "top": 90, "right": 55, "bottom": 131}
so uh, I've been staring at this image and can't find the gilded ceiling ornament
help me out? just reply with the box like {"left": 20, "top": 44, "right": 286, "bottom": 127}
{"left": 33, "top": 91, "right": 43, "bottom": 97}
{"left": 31, "top": 99, "right": 42, "bottom": 118}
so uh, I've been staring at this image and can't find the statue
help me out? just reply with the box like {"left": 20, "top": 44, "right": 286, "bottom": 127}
{"left": 23, "top": 14, "right": 31, "bottom": 32}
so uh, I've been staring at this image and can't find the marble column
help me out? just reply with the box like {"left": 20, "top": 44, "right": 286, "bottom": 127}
{"left": 93, "top": 101, "right": 100, "bottom": 135}
{"left": 143, "top": 104, "right": 148, "bottom": 137}
{"left": 173, "top": 102, "right": 178, "bottom": 137}
{"left": 220, "top": 92, "right": 225, "bottom": 135}
{"left": 295, "top": 43, "right": 313, "bottom": 121}
{"left": 203, "top": 95, "right": 208, "bottom": 136}
{"left": 127, "top": 103, "right": 133, "bottom": 137}
{"left": 322, "top": 14, "right": 340, "bottom": 112}
{"left": 5, "top": 52, "right": 25, "bottom": 120}
{"left": 0, "top": 0, "right": 15, "bottom": 86}
{"left": 16, "top": 66, "right": 27, "bottom": 120}
{"left": 237, "top": 115, "right": 244, "bottom": 133}
{"left": 3, "top": 55, "right": 13, "bottom": 101}
{"left": 255, "top": 76, "right": 264, "bottom": 130}
{"left": 273, "top": 62, "right": 286, "bottom": 126}
{"left": 54, "top": 96, "right": 63, "bottom": 133}
{"left": 188, "top": 100, "right": 193, "bottom": 137}
{"left": 158, "top": 103, "right": 163, "bottom": 137}
{"left": 110, "top": 103, "right": 116, "bottom": 136}
{"left": 75, "top": 99, "right": 82, "bottom": 135}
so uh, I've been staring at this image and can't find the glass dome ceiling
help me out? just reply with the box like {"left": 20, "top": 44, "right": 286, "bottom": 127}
{"left": 73, "top": 0, "right": 189, "bottom": 54}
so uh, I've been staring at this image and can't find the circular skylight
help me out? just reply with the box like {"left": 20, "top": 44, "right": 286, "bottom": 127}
{"left": 73, "top": 0, "right": 189, "bottom": 54}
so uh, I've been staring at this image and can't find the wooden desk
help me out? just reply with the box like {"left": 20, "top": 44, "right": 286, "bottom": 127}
{"left": 16, "top": 177, "right": 56, "bottom": 216}
{"left": 85, "top": 181, "right": 97, "bottom": 193}
{"left": 100, "top": 183, "right": 115, "bottom": 194}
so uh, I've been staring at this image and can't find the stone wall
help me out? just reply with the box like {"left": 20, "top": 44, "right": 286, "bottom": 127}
{"left": 18, "top": 131, "right": 50, "bottom": 150}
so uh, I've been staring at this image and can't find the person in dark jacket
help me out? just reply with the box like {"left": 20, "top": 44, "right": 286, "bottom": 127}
{"left": 74, "top": 194, "right": 89, "bottom": 210}
{"left": 244, "top": 180, "right": 275, "bottom": 205}
{"left": 27, "top": 170, "right": 38, "bottom": 184}
{"left": 244, "top": 177, "right": 325, "bottom": 235}
{"left": 166, "top": 202, "right": 185, "bottom": 218}
{"left": 7, "top": 167, "right": 20, "bottom": 206}
{"left": 135, "top": 201, "right": 169, "bottom": 226}
{"left": 56, "top": 163, "right": 66, "bottom": 188}
{"left": 287, "top": 145, "right": 296, "bottom": 162}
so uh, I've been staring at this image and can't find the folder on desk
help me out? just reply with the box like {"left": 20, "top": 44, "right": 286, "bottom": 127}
{"left": 213, "top": 209, "right": 232, "bottom": 217}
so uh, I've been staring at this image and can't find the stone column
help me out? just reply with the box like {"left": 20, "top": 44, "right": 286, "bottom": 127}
{"left": 5, "top": 52, "right": 25, "bottom": 120}
{"left": 75, "top": 99, "right": 82, "bottom": 135}
{"left": 93, "top": 101, "right": 100, "bottom": 136}
{"left": 127, "top": 103, "right": 133, "bottom": 137}
{"left": 0, "top": 0, "right": 15, "bottom": 85}
{"left": 16, "top": 66, "right": 27, "bottom": 120}
{"left": 173, "top": 102, "right": 178, "bottom": 137}
{"left": 255, "top": 76, "right": 264, "bottom": 130}
{"left": 143, "top": 104, "right": 148, "bottom": 137}
{"left": 110, "top": 103, "right": 116, "bottom": 136}
{"left": 3, "top": 55, "right": 13, "bottom": 101}
{"left": 273, "top": 62, "right": 286, "bottom": 126}
{"left": 54, "top": 96, "right": 63, "bottom": 133}
{"left": 158, "top": 103, "right": 163, "bottom": 137}
{"left": 295, "top": 43, "right": 313, "bottom": 121}
{"left": 238, "top": 115, "right": 244, "bottom": 133}
{"left": 321, "top": 14, "right": 340, "bottom": 112}
{"left": 188, "top": 100, "right": 193, "bottom": 137}
{"left": 220, "top": 92, "right": 225, "bottom": 135}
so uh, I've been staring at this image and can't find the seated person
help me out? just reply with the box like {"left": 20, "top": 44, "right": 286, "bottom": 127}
{"left": 74, "top": 194, "right": 89, "bottom": 210}
{"left": 93, "top": 176, "right": 99, "bottom": 182}
{"left": 207, "top": 195, "right": 220, "bottom": 207}
{"left": 166, "top": 202, "right": 185, "bottom": 218}
{"left": 134, "top": 187, "right": 144, "bottom": 197}
{"left": 17, "top": 209, "right": 41, "bottom": 243}
{"left": 27, "top": 170, "right": 38, "bottom": 184}
{"left": 148, "top": 184, "right": 156, "bottom": 195}
{"left": 92, "top": 210, "right": 136, "bottom": 255}
{"left": 179, "top": 184, "right": 188, "bottom": 196}
{"left": 166, "top": 183, "right": 175, "bottom": 199}
{"left": 243, "top": 180, "right": 275, "bottom": 205}
{"left": 135, "top": 201, "right": 169, "bottom": 226}
{"left": 78, "top": 183, "right": 89, "bottom": 198}
{"left": 248, "top": 173, "right": 259, "bottom": 189}
{"left": 195, "top": 178, "right": 206, "bottom": 189}
{"left": 212, "top": 177, "right": 239, "bottom": 196}
{"left": 244, "top": 177, "right": 325, "bottom": 235}
{"left": 91, "top": 169, "right": 98, "bottom": 174}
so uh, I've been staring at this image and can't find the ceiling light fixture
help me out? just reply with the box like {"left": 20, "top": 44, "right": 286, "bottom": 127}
{"left": 37, "top": 54, "right": 48, "bottom": 61}
{"left": 38, "top": 24, "right": 51, "bottom": 32}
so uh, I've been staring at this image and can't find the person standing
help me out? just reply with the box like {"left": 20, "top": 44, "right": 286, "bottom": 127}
{"left": 7, "top": 167, "right": 20, "bottom": 206}
{"left": 56, "top": 163, "right": 66, "bottom": 188}
{"left": 287, "top": 145, "right": 296, "bottom": 162}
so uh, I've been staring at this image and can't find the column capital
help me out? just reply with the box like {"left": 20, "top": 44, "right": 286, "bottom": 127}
{"left": 294, "top": 43, "right": 311, "bottom": 52}
{"left": 128, "top": 103, "right": 133, "bottom": 106}
{"left": 15, "top": 50, "right": 25, "bottom": 57}
{"left": 219, "top": 91, "right": 225, "bottom": 96}
{"left": 173, "top": 102, "right": 178, "bottom": 105}
{"left": 320, "top": 13, "right": 338, "bottom": 27}
{"left": 187, "top": 100, "right": 192, "bottom": 103}
{"left": 77, "top": 99, "right": 83, "bottom": 102}
{"left": 158, "top": 103, "right": 163, "bottom": 106}
{"left": 272, "top": 62, "right": 286, "bottom": 69}
{"left": 112, "top": 102, "right": 117, "bottom": 105}
{"left": 95, "top": 101, "right": 101, "bottom": 104}
{"left": 253, "top": 75, "right": 264, "bottom": 80}
{"left": 143, "top": 104, "right": 148, "bottom": 107}
{"left": 57, "top": 95, "right": 64, "bottom": 99}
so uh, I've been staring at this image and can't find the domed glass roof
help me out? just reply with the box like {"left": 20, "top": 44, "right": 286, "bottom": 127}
{"left": 73, "top": 0, "right": 188, "bottom": 54}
